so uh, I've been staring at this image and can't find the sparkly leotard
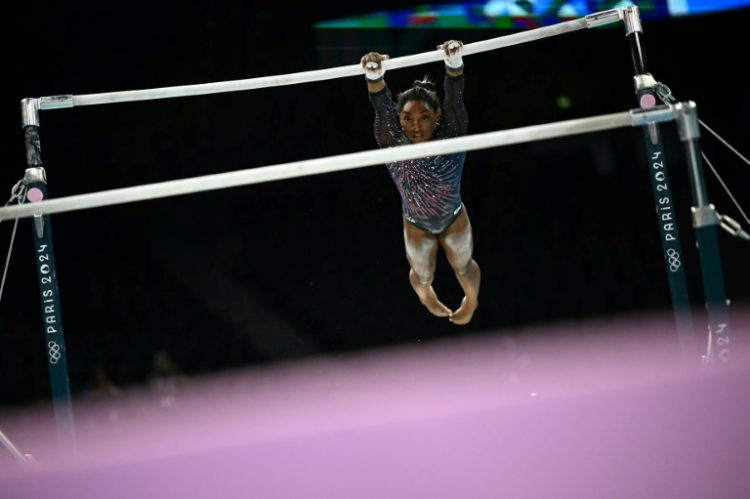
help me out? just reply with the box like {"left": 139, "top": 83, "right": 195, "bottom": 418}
{"left": 369, "top": 74, "right": 468, "bottom": 234}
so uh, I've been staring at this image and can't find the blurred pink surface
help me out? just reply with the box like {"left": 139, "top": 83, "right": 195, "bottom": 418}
{"left": 2, "top": 311, "right": 749, "bottom": 498}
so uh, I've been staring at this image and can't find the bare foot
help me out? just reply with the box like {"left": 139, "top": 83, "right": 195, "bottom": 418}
{"left": 449, "top": 296, "right": 477, "bottom": 325}
{"left": 419, "top": 286, "right": 453, "bottom": 317}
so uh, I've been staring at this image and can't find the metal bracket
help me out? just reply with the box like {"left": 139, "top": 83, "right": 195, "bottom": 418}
{"left": 630, "top": 104, "right": 675, "bottom": 127}
{"left": 673, "top": 101, "right": 700, "bottom": 141}
{"left": 39, "top": 95, "right": 74, "bottom": 110}
{"left": 23, "top": 167, "right": 47, "bottom": 184}
{"left": 633, "top": 73, "right": 657, "bottom": 92}
{"left": 692, "top": 204, "right": 720, "bottom": 228}
{"left": 622, "top": 5, "right": 643, "bottom": 35}
{"left": 585, "top": 9, "right": 623, "bottom": 29}
{"left": 20, "top": 95, "right": 75, "bottom": 127}
{"left": 21, "top": 98, "right": 40, "bottom": 127}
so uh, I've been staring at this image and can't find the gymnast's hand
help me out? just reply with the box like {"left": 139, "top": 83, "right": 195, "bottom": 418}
{"left": 438, "top": 40, "right": 464, "bottom": 72}
{"left": 360, "top": 51, "right": 389, "bottom": 82}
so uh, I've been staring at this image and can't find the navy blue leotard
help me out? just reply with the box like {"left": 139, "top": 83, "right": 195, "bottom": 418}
{"left": 369, "top": 73, "right": 468, "bottom": 234}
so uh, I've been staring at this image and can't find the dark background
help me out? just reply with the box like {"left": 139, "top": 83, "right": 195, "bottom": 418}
{"left": 1, "top": 2, "right": 749, "bottom": 407}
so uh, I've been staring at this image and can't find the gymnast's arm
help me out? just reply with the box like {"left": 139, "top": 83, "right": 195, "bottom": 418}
{"left": 361, "top": 51, "right": 397, "bottom": 148}
{"left": 439, "top": 40, "right": 468, "bottom": 137}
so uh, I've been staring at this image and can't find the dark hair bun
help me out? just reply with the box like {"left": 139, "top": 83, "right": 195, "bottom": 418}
{"left": 412, "top": 78, "right": 436, "bottom": 91}
{"left": 396, "top": 75, "right": 441, "bottom": 112}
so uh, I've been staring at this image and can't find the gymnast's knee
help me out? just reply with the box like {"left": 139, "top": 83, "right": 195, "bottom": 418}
{"left": 409, "top": 267, "right": 434, "bottom": 285}
{"left": 452, "top": 258, "right": 474, "bottom": 276}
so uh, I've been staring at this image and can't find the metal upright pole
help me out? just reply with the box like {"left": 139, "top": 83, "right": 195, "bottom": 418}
{"left": 622, "top": 6, "right": 697, "bottom": 360}
{"left": 20, "top": 98, "right": 76, "bottom": 456}
{"left": 673, "top": 102, "right": 730, "bottom": 363}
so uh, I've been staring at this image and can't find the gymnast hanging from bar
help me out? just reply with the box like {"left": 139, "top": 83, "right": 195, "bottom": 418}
{"left": 361, "top": 40, "right": 481, "bottom": 325}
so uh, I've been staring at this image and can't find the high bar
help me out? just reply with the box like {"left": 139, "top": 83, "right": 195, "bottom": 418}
{"left": 30, "top": 10, "right": 624, "bottom": 109}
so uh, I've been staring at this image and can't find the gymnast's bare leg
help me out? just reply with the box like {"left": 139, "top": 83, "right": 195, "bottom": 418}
{"left": 403, "top": 217, "right": 453, "bottom": 318}
{"left": 439, "top": 206, "right": 480, "bottom": 325}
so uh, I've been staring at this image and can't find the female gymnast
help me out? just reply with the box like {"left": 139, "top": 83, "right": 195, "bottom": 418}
{"left": 361, "top": 40, "right": 480, "bottom": 325}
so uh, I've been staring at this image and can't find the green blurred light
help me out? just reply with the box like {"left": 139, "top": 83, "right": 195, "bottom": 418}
{"left": 556, "top": 96, "right": 573, "bottom": 109}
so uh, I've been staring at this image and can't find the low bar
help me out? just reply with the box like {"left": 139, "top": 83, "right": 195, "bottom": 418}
{"left": 0, "top": 106, "right": 674, "bottom": 221}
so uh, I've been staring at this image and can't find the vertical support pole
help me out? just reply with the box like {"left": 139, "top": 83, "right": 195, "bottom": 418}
{"left": 20, "top": 98, "right": 76, "bottom": 455}
{"left": 674, "top": 102, "right": 730, "bottom": 363}
{"left": 622, "top": 6, "right": 697, "bottom": 360}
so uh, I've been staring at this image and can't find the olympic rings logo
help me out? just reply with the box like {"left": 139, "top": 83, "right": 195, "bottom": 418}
{"left": 48, "top": 341, "right": 62, "bottom": 364}
{"left": 666, "top": 248, "right": 681, "bottom": 273}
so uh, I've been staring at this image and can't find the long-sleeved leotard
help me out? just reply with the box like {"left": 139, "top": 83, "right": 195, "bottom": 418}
{"left": 369, "top": 73, "right": 468, "bottom": 234}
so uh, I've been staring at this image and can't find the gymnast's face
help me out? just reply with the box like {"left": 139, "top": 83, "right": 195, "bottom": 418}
{"left": 399, "top": 100, "right": 440, "bottom": 143}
